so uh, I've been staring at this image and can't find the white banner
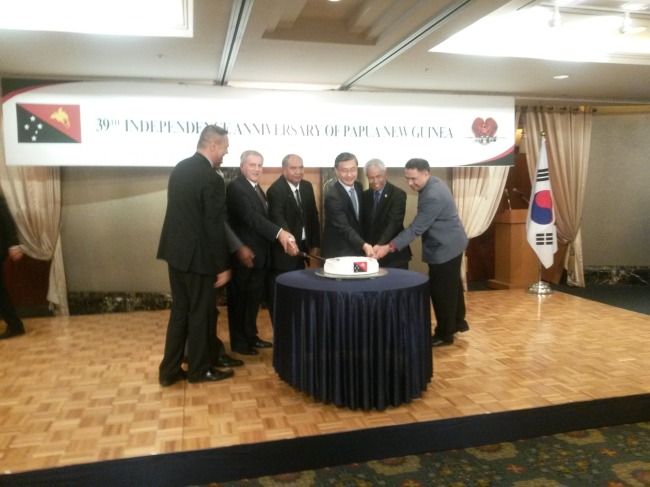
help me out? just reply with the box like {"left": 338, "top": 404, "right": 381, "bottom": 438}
{"left": 2, "top": 81, "right": 515, "bottom": 168}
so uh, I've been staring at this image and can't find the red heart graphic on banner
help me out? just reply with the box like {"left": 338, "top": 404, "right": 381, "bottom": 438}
{"left": 471, "top": 117, "right": 498, "bottom": 138}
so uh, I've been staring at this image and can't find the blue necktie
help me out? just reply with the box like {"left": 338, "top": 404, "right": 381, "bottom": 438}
{"left": 349, "top": 188, "right": 358, "bottom": 219}
{"left": 372, "top": 191, "right": 380, "bottom": 220}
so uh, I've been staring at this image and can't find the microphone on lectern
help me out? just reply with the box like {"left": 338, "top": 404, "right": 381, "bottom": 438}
{"left": 512, "top": 188, "right": 530, "bottom": 205}
{"left": 504, "top": 189, "right": 512, "bottom": 210}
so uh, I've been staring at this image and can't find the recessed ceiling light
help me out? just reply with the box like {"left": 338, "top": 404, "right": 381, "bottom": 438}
{"left": 553, "top": 74, "right": 570, "bottom": 79}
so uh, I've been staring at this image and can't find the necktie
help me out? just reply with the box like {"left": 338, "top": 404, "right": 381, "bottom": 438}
{"left": 372, "top": 191, "right": 380, "bottom": 220}
{"left": 255, "top": 184, "right": 268, "bottom": 214}
{"left": 349, "top": 187, "right": 358, "bottom": 219}
{"left": 294, "top": 188, "right": 302, "bottom": 209}
{"left": 295, "top": 188, "right": 305, "bottom": 241}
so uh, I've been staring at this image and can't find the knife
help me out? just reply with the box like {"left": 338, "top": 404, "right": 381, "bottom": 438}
{"left": 298, "top": 251, "right": 326, "bottom": 263}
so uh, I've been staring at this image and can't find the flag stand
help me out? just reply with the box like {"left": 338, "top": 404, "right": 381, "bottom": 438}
{"left": 527, "top": 261, "right": 553, "bottom": 295}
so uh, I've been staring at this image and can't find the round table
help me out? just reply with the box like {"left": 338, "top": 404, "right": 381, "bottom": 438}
{"left": 272, "top": 268, "right": 432, "bottom": 411}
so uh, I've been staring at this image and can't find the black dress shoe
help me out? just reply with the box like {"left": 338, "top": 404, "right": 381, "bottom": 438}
{"left": 159, "top": 369, "right": 187, "bottom": 387}
{"left": 0, "top": 328, "right": 25, "bottom": 340}
{"left": 188, "top": 367, "right": 234, "bottom": 383}
{"left": 252, "top": 339, "right": 272, "bottom": 349}
{"left": 232, "top": 347, "right": 259, "bottom": 356}
{"left": 456, "top": 321, "right": 470, "bottom": 333}
{"left": 215, "top": 354, "right": 244, "bottom": 367}
{"left": 431, "top": 336, "right": 453, "bottom": 347}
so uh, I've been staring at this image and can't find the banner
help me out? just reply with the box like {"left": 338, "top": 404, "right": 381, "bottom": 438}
{"left": 526, "top": 137, "right": 558, "bottom": 268}
{"left": 2, "top": 81, "right": 515, "bottom": 168}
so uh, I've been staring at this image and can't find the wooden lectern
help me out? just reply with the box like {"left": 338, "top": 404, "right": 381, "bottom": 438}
{"left": 488, "top": 209, "right": 538, "bottom": 289}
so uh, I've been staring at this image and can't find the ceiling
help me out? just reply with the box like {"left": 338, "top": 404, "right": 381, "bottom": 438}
{"left": 1, "top": 0, "right": 650, "bottom": 105}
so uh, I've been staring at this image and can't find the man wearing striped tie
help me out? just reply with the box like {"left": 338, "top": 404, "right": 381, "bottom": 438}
{"left": 266, "top": 154, "right": 321, "bottom": 323}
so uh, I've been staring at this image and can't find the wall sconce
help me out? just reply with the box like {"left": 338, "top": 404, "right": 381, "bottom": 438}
{"left": 549, "top": 5, "right": 562, "bottom": 28}
{"left": 619, "top": 12, "right": 647, "bottom": 34}
{"left": 515, "top": 128, "right": 526, "bottom": 153}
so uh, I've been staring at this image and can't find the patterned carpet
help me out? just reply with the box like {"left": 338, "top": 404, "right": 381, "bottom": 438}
{"left": 213, "top": 422, "right": 650, "bottom": 487}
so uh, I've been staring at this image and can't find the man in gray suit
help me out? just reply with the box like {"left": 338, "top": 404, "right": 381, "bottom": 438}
{"left": 374, "top": 158, "right": 469, "bottom": 347}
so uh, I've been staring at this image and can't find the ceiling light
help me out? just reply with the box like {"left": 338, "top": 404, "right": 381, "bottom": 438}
{"left": 621, "top": 3, "right": 648, "bottom": 11}
{"left": 430, "top": 6, "right": 650, "bottom": 63}
{"left": 0, "top": 0, "right": 192, "bottom": 37}
{"left": 553, "top": 74, "right": 570, "bottom": 79}
{"left": 227, "top": 81, "right": 340, "bottom": 91}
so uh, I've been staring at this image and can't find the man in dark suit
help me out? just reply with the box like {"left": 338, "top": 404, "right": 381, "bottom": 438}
{"left": 226, "top": 150, "right": 298, "bottom": 356}
{"left": 266, "top": 154, "right": 321, "bottom": 320}
{"left": 0, "top": 194, "right": 26, "bottom": 340}
{"left": 157, "top": 124, "right": 235, "bottom": 385}
{"left": 374, "top": 158, "right": 469, "bottom": 347}
{"left": 321, "top": 152, "right": 373, "bottom": 258}
{"left": 361, "top": 158, "right": 411, "bottom": 269}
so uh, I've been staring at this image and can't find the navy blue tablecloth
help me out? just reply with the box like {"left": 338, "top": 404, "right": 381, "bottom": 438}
{"left": 273, "top": 268, "right": 432, "bottom": 411}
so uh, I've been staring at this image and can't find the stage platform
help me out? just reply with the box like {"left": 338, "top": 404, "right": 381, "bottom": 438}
{"left": 1, "top": 287, "right": 649, "bottom": 485}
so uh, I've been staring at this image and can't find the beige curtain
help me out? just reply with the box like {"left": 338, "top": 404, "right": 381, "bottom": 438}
{"left": 453, "top": 165, "right": 510, "bottom": 290}
{"left": 0, "top": 108, "right": 69, "bottom": 315}
{"left": 522, "top": 107, "right": 592, "bottom": 287}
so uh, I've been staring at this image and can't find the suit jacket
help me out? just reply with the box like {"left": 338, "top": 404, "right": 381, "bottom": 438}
{"left": 0, "top": 195, "right": 19, "bottom": 260}
{"left": 267, "top": 175, "right": 321, "bottom": 271}
{"left": 226, "top": 174, "right": 282, "bottom": 270}
{"left": 321, "top": 180, "right": 365, "bottom": 258}
{"left": 392, "top": 176, "right": 468, "bottom": 264}
{"left": 362, "top": 181, "right": 411, "bottom": 268}
{"left": 157, "top": 153, "right": 229, "bottom": 275}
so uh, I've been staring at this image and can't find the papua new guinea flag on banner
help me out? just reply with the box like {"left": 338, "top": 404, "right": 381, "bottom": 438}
{"left": 16, "top": 103, "right": 82, "bottom": 143}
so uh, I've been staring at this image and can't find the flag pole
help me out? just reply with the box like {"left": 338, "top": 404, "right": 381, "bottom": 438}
{"left": 527, "top": 260, "right": 553, "bottom": 295}
{"left": 526, "top": 130, "right": 555, "bottom": 295}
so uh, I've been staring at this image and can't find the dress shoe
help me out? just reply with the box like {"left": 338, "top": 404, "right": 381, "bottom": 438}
{"left": 456, "top": 321, "right": 470, "bottom": 333}
{"left": 232, "top": 347, "right": 259, "bottom": 356}
{"left": 0, "top": 328, "right": 25, "bottom": 340}
{"left": 252, "top": 339, "right": 272, "bottom": 349}
{"left": 159, "top": 369, "right": 187, "bottom": 387}
{"left": 215, "top": 354, "right": 244, "bottom": 367}
{"left": 431, "top": 336, "right": 453, "bottom": 347}
{"left": 188, "top": 367, "right": 234, "bottom": 383}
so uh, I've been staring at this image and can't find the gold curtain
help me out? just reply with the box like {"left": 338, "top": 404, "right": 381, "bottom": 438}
{"left": 453, "top": 165, "right": 510, "bottom": 290}
{"left": 522, "top": 106, "right": 593, "bottom": 287}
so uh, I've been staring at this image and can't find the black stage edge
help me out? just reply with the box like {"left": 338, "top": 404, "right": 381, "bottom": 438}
{"left": 3, "top": 393, "right": 650, "bottom": 487}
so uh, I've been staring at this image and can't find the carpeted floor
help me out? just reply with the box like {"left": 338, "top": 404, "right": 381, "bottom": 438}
{"left": 213, "top": 421, "right": 650, "bottom": 486}
{"left": 467, "top": 281, "right": 650, "bottom": 316}
{"left": 554, "top": 283, "right": 650, "bottom": 316}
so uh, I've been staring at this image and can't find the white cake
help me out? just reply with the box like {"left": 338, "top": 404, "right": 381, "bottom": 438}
{"left": 324, "top": 256, "right": 379, "bottom": 276}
